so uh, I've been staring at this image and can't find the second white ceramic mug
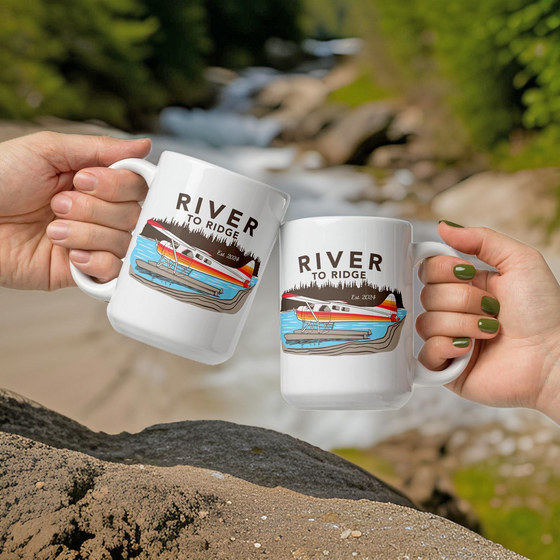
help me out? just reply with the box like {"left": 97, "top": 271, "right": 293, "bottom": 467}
{"left": 279, "top": 216, "right": 473, "bottom": 410}
{"left": 71, "top": 150, "right": 289, "bottom": 365}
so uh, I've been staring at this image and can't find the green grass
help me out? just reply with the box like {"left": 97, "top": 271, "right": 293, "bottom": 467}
{"left": 453, "top": 462, "right": 560, "bottom": 560}
{"left": 328, "top": 72, "right": 391, "bottom": 107}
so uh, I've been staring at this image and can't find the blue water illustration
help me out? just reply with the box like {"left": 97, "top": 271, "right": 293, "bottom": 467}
{"left": 130, "top": 236, "right": 257, "bottom": 300}
{"left": 280, "top": 308, "right": 407, "bottom": 349}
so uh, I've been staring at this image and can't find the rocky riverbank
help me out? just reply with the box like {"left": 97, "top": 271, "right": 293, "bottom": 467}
{"left": 0, "top": 390, "right": 524, "bottom": 559}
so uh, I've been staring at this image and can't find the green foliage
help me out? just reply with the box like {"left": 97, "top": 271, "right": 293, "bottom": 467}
{"left": 0, "top": 0, "right": 304, "bottom": 128}
{"left": 454, "top": 461, "right": 560, "bottom": 560}
{"left": 142, "top": 0, "right": 210, "bottom": 106}
{"left": 0, "top": 0, "right": 163, "bottom": 127}
{"left": 374, "top": 0, "right": 560, "bottom": 149}
{"left": 301, "top": 0, "right": 378, "bottom": 41}
{"left": 328, "top": 72, "right": 390, "bottom": 107}
{"left": 494, "top": 126, "right": 560, "bottom": 172}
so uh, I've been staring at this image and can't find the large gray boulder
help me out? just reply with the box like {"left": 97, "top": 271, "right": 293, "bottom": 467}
{"left": 0, "top": 391, "right": 524, "bottom": 559}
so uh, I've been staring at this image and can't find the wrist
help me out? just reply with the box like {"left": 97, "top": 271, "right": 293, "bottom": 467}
{"left": 535, "top": 329, "right": 560, "bottom": 424}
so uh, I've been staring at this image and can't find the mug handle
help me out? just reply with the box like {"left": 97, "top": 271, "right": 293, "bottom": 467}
{"left": 70, "top": 158, "right": 158, "bottom": 302}
{"left": 411, "top": 241, "right": 474, "bottom": 387}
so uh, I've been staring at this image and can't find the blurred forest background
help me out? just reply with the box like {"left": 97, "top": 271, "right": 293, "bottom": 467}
{"left": 1, "top": 1, "right": 560, "bottom": 559}
{"left": 3, "top": 0, "right": 560, "bottom": 172}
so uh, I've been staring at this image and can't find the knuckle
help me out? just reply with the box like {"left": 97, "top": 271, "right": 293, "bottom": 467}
{"left": 458, "top": 284, "right": 472, "bottom": 310}
{"left": 95, "top": 135, "right": 113, "bottom": 147}
{"left": 34, "top": 131, "right": 59, "bottom": 144}
{"left": 116, "top": 232, "right": 131, "bottom": 257}
{"left": 98, "top": 251, "right": 113, "bottom": 269}
{"left": 526, "top": 246, "right": 544, "bottom": 263}
{"left": 108, "top": 171, "right": 121, "bottom": 198}
{"left": 126, "top": 203, "right": 141, "bottom": 229}
{"left": 83, "top": 224, "right": 96, "bottom": 247}
{"left": 416, "top": 312, "right": 428, "bottom": 332}
{"left": 81, "top": 194, "right": 96, "bottom": 221}
{"left": 419, "top": 286, "right": 429, "bottom": 308}
{"left": 419, "top": 284, "right": 435, "bottom": 309}
{"left": 459, "top": 313, "right": 471, "bottom": 333}
{"left": 437, "top": 257, "right": 450, "bottom": 279}
{"left": 431, "top": 336, "right": 446, "bottom": 355}
{"left": 417, "top": 261, "right": 426, "bottom": 282}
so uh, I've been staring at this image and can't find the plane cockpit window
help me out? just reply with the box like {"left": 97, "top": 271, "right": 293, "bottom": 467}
{"left": 342, "top": 307, "right": 350, "bottom": 312}
{"left": 204, "top": 258, "right": 212, "bottom": 265}
{"left": 333, "top": 305, "right": 340, "bottom": 310}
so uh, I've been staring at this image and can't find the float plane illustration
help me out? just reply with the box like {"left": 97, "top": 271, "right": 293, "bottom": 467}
{"left": 283, "top": 292, "right": 399, "bottom": 322}
{"left": 281, "top": 292, "right": 400, "bottom": 342}
{"left": 133, "top": 220, "right": 255, "bottom": 296}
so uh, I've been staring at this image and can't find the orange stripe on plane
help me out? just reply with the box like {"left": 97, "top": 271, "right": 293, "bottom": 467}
{"left": 157, "top": 244, "right": 245, "bottom": 287}
{"left": 296, "top": 310, "right": 393, "bottom": 322}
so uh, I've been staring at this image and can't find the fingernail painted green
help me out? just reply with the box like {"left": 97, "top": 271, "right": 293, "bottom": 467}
{"left": 453, "top": 338, "right": 470, "bottom": 348}
{"left": 439, "top": 220, "right": 464, "bottom": 228}
{"left": 478, "top": 318, "right": 499, "bottom": 333}
{"left": 453, "top": 264, "right": 476, "bottom": 280}
{"left": 481, "top": 296, "right": 500, "bottom": 315}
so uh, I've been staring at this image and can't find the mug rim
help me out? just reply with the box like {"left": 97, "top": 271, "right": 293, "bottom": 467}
{"left": 161, "top": 150, "right": 290, "bottom": 203}
{"left": 281, "top": 215, "right": 412, "bottom": 228}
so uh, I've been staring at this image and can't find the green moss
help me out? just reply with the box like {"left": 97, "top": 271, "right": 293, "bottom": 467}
{"left": 332, "top": 447, "right": 399, "bottom": 484}
{"left": 453, "top": 462, "right": 560, "bottom": 560}
{"left": 328, "top": 72, "right": 391, "bottom": 107}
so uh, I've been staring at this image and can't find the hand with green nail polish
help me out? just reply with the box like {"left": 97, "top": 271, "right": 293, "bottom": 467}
{"left": 0, "top": 131, "right": 151, "bottom": 290}
{"left": 417, "top": 222, "right": 560, "bottom": 424}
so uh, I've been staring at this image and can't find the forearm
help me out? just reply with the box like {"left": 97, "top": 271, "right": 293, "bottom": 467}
{"left": 536, "top": 331, "right": 560, "bottom": 424}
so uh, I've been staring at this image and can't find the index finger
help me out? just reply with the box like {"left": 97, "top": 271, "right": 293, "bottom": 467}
{"left": 438, "top": 222, "right": 542, "bottom": 273}
{"left": 73, "top": 167, "right": 148, "bottom": 202}
{"left": 418, "top": 255, "right": 477, "bottom": 284}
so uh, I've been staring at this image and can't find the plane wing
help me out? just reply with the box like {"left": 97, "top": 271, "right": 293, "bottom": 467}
{"left": 283, "top": 292, "right": 392, "bottom": 312}
{"left": 282, "top": 292, "right": 331, "bottom": 306}
{"left": 147, "top": 220, "right": 211, "bottom": 256}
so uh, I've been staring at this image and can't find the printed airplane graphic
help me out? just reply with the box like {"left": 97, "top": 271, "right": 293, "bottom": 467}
{"left": 282, "top": 292, "right": 399, "bottom": 322}
{"left": 147, "top": 220, "right": 254, "bottom": 288}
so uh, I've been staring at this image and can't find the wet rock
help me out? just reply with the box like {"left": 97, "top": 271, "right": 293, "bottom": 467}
{"left": 203, "top": 67, "right": 239, "bottom": 86}
{"left": 0, "top": 390, "right": 413, "bottom": 505}
{"left": 290, "top": 103, "right": 348, "bottom": 142}
{"left": 386, "top": 106, "right": 425, "bottom": 142}
{"left": 368, "top": 142, "right": 436, "bottom": 169}
{"left": 315, "top": 102, "right": 396, "bottom": 165}
{"left": 0, "top": 391, "right": 525, "bottom": 559}
{"left": 253, "top": 75, "right": 329, "bottom": 131}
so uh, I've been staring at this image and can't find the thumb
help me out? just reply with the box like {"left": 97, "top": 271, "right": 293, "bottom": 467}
{"left": 437, "top": 221, "right": 543, "bottom": 273}
{"left": 32, "top": 132, "right": 151, "bottom": 172}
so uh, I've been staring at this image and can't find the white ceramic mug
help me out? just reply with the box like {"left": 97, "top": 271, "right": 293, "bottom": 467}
{"left": 71, "top": 151, "right": 289, "bottom": 365}
{"left": 279, "top": 216, "right": 473, "bottom": 410}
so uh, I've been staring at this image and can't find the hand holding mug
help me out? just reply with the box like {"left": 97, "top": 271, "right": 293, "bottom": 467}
{"left": 67, "top": 151, "right": 289, "bottom": 365}
{"left": 418, "top": 222, "right": 560, "bottom": 422}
